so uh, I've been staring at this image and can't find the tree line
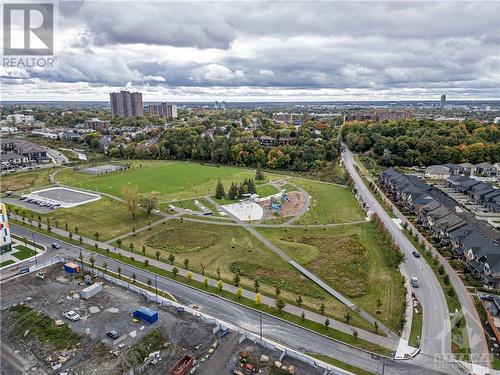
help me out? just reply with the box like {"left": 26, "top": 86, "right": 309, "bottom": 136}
{"left": 104, "top": 127, "right": 340, "bottom": 172}
{"left": 341, "top": 119, "right": 500, "bottom": 166}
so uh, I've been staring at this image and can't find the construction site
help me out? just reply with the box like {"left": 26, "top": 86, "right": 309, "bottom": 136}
{"left": 0, "top": 265, "right": 325, "bottom": 375}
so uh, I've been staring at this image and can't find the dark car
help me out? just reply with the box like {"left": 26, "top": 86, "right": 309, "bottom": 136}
{"left": 52, "top": 243, "right": 61, "bottom": 249}
{"left": 106, "top": 330, "right": 119, "bottom": 340}
{"left": 412, "top": 251, "right": 421, "bottom": 258}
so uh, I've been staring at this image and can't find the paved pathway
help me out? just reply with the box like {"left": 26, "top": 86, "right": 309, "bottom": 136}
{"left": 205, "top": 194, "right": 398, "bottom": 339}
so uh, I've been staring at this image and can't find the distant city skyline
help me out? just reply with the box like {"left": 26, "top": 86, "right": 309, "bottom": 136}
{"left": 1, "top": 1, "right": 499, "bottom": 101}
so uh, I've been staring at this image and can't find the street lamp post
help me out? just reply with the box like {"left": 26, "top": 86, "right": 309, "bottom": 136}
{"left": 154, "top": 275, "right": 158, "bottom": 302}
{"left": 31, "top": 233, "right": 38, "bottom": 265}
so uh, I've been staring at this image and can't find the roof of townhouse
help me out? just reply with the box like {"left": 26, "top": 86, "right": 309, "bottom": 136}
{"left": 425, "top": 165, "right": 450, "bottom": 173}
{"left": 485, "top": 253, "right": 500, "bottom": 274}
{"left": 443, "top": 163, "right": 460, "bottom": 170}
{"left": 476, "top": 162, "right": 494, "bottom": 169}
{"left": 469, "top": 182, "right": 494, "bottom": 194}
{"left": 461, "top": 230, "right": 493, "bottom": 251}
{"left": 448, "top": 224, "right": 476, "bottom": 242}
{"left": 458, "top": 162, "right": 475, "bottom": 168}
{"left": 419, "top": 200, "right": 442, "bottom": 213}
{"left": 448, "top": 175, "right": 470, "bottom": 184}
{"left": 435, "top": 213, "right": 466, "bottom": 230}
{"left": 460, "top": 179, "right": 482, "bottom": 188}
{"left": 0, "top": 151, "right": 24, "bottom": 161}
{"left": 426, "top": 205, "right": 451, "bottom": 220}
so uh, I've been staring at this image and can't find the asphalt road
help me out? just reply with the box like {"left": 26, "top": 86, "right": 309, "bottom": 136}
{"left": 342, "top": 146, "right": 452, "bottom": 355}
{"left": 341, "top": 145, "right": 497, "bottom": 375}
{"left": 5, "top": 224, "right": 463, "bottom": 375}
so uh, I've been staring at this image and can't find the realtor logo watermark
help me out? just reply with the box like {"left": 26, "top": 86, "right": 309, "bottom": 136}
{"left": 3, "top": 2, "right": 55, "bottom": 68}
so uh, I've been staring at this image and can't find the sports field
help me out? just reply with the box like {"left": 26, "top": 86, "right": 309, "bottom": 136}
{"left": 57, "top": 161, "right": 275, "bottom": 200}
{"left": 258, "top": 223, "right": 405, "bottom": 332}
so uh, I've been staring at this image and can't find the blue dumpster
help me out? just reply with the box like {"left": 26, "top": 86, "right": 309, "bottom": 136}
{"left": 133, "top": 306, "right": 158, "bottom": 323}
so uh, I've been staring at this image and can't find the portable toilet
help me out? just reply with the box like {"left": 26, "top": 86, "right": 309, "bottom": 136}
{"left": 133, "top": 306, "right": 158, "bottom": 323}
{"left": 64, "top": 262, "right": 81, "bottom": 274}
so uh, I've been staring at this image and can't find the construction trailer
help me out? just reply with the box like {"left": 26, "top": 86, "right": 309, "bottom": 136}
{"left": 133, "top": 306, "right": 158, "bottom": 323}
{"left": 63, "top": 262, "right": 81, "bottom": 274}
{"left": 80, "top": 283, "right": 102, "bottom": 300}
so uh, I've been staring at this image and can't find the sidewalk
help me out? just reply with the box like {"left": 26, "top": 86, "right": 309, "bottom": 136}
{"left": 9, "top": 213, "right": 397, "bottom": 350}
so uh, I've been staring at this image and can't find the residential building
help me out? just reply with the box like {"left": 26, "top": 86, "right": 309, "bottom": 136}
{"left": 0, "top": 203, "right": 12, "bottom": 254}
{"left": 380, "top": 168, "right": 500, "bottom": 288}
{"left": 475, "top": 162, "right": 497, "bottom": 177}
{"left": 424, "top": 165, "right": 450, "bottom": 180}
{"left": 457, "top": 163, "right": 475, "bottom": 176}
{"left": 84, "top": 118, "right": 110, "bottom": 130}
{"left": 272, "top": 112, "right": 293, "bottom": 124}
{"left": 109, "top": 90, "right": 144, "bottom": 118}
{"left": 5, "top": 114, "right": 34, "bottom": 123}
{"left": 440, "top": 94, "right": 446, "bottom": 109}
{"left": 0, "top": 139, "right": 49, "bottom": 169}
{"left": 145, "top": 103, "right": 178, "bottom": 118}
{"left": 345, "top": 111, "right": 412, "bottom": 122}
{"left": 258, "top": 136, "right": 275, "bottom": 146}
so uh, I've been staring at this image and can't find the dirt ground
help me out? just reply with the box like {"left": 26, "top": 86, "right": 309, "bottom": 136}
{"left": 258, "top": 191, "right": 306, "bottom": 219}
{"left": 1, "top": 265, "right": 324, "bottom": 375}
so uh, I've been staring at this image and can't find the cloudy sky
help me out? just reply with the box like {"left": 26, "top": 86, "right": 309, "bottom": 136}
{"left": 1, "top": 1, "right": 499, "bottom": 101}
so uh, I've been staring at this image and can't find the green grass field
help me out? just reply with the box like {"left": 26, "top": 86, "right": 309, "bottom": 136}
{"left": 0, "top": 259, "right": 15, "bottom": 267}
{"left": 44, "top": 196, "right": 159, "bottom": 241}
{"left": 57, "top": 161, "right": 276, "bottom": 200}
{"left": 292, "top": 179, "right": 366, "bottom": 224}
{"left": 258, "top": 223, "right": 406, "bottom": 332}
{"left": 114, "top": 219, "right": 374, "bottom": 331}
{"left": 11, "top": 245, "right": 37, "bottom": 260}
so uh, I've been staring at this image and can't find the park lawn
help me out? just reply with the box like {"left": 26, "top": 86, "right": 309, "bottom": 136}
{"left": 11, "top": 245, "right": 37, "bottom": 260}
{"left": 258, "top": 223, "right": 406, "bottom": 332}
{"left": 115, "top": 219, "right": 374, "bottom": 332}
{"left": 44, "top": 196, "right": 159, "bottom": 241}
{"left": 57, "top": 161, "right": 277, "bottom": 200}
{"left": 0, "top": 167, "right": 58, "bottom": 193}
{"left": 0, "top": 259, "right": 15, "bottom": 267}
{"left": 292, "top": 178, "right": 365, "bottom": 225}
{"left": 256, "top": 184, "right": 279, "bottom": 197}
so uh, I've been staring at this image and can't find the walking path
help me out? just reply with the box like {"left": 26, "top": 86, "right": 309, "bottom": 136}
{"left": 205, "top": 194, "right": 398, "bottom": 340}
{"left": 6, "top": 215, "right": 397, "bottom": 350}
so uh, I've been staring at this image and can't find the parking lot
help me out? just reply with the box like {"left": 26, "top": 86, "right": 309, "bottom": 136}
{"left": 1, "top": 265, "right": 324, "bottom": 375}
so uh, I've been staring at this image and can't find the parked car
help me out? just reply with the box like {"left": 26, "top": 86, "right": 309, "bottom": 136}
{"left": 412, "top": 251, "right": 421, "bottom": 258}
{"left": 106, "top": 330, "right": 119, "bottom": 340}
{"left": 52, "top": 243, "right": 61, "bottom": 249}
{"left": 20, "top": 196, "right": 27, "bottom": 201}
{"left": 411, "top": 277, "right": 419, "bottom": 288}
{"left": 63, "top": 310, "right": 80, "bottom": 321}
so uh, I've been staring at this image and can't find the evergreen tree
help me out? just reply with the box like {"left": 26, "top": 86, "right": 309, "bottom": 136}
{"left": 228, "top": 182, "right": 238, "bottom": 200}
{"left": 255, "top": 163, "right": 265, "bottom": 181}
{"left": 247, "top": 178, "right": 256, "bottom": 194}
{"left": 215, "top": 180, "right": 225, "bottom": 199}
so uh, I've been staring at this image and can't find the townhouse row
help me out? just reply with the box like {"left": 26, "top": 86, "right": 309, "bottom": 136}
{"left": 380, "top": 168, "right": 500, "bottom": 289}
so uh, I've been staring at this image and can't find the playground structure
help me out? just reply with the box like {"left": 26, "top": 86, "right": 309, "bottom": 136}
{"left": 269, "top": 191, "right": 291, "bottom": 216}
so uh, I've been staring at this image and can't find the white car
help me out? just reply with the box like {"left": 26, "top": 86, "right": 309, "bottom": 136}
{"left": 63, "top": 310, "right": 80, "bottom": 321}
